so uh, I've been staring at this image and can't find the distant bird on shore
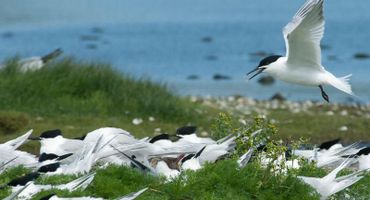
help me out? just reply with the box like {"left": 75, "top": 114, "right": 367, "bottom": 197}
{"left": 247, "top": 0, "right": 353, "bottom": 102}
{"left": 18, "top": 48, "right": 62, "bottom": 72}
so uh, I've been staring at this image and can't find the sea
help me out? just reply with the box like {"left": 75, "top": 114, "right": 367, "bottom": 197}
{"left": 0, "top": 0, "right": 369, "bottom": 103}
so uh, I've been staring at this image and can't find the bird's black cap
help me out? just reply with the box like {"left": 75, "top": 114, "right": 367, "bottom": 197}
{"left": 319, "top": 138, "right": 341, "bottom": 150}
{"left": 257, "top": 55, "right": 283, "bottom": 67}
{"left": 176, "top": 126, "right": 197, "bottom": 135}
{"left": 342, "top": 147, "right": 370, "bottom": 158}
{"left": 356, "top": 147, "right": 370, "bottom": 156}
{"left": 40, "top": 129, "right": 62, "bottom": 139}
{"left": 247, "top": 55, "right": 282, "bottom": 80}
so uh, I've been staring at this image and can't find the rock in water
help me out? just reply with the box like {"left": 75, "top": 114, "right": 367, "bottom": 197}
{"left": 258, "top": 75, "right": 275, "bottom": 86}
{"left": 213, "top": 74, "right": 231, "bottom": 80}
{"left": 270, "top": 93, "right": 286, "bottom": 101}
{"left": 354, "top": 52, "right": 370, "bottom": 59}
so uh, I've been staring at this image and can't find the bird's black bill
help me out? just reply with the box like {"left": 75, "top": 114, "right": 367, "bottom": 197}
{"left": 28, "top": 136, "right": 41, "bottom": 141}
{"left": 247, "top": 67, "right": 264, "bottom": 80}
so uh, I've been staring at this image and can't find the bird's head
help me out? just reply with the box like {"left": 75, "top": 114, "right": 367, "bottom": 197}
{"left": 247, "top": 55, "right": 283, "bottom": 80}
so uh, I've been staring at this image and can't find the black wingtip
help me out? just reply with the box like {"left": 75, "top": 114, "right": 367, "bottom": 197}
{"left": 7, "top": 172, "right": 40, "bottom": 186}
{"left": 57, "top": 153, "right": 74, "bottom": 161}
{"left": 181, "top": 154, "right": 195, "bottom": 163}
{"left": 195, "top": 146, "right": 207, "bottom": 158}
{"left": 149, "top": 133, "right": 170, "bottom": 143}
{"left": 110, "top": 145, "right": 150, "bottom": 172}
{"left": 39, "top": 129, "right": 62, "bottom": 139}
{"left": 341, "top": 154, "right": 357, "bottom": 158}
{"left": 39, "top": 193, "right": 56, "bottom": 200}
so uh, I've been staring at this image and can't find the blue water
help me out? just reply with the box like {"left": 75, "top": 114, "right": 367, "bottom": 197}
{"left": 0, "top": 0, "right": 369, "bottom": 102}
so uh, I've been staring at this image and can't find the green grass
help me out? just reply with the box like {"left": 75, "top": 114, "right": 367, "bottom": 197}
{"left": 200, "top": 98, "right": 370, "bottom": 142}
{"left": 3, "top": 160, "right": 370, "bottom": 200}
{"left": 0, "top": 166, "right": 31, "bottom": 198}
{"left": 0, "top": 161, "right": 319, "bottom": 200}
{"left": 269, "top": 107, "right": 370, "bottom": 143}
{"left": 0, "top": 58, "right": 198, "bottom": 121}
{"left": 0, "top": 58, "right": 219, "bottom": 151}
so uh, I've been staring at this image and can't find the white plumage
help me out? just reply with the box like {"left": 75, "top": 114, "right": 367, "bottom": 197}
{"left": 248, "top": 0, "right": 354, "bottom": 102}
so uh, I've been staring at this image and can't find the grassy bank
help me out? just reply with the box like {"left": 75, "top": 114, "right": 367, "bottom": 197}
{"left": 0, "top": 58, "right": 217, "bottom": 149}
{"left": 196, "top": 97, "right": 370, "bottom": 143}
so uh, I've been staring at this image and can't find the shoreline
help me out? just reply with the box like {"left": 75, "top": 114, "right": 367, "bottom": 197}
{"left": 189, "top": 95, "right": 370, "bottom": 143}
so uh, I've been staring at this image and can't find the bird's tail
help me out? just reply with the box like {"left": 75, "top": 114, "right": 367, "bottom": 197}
{"left": 326, "top": 73, "right": 354, "bottom": 96}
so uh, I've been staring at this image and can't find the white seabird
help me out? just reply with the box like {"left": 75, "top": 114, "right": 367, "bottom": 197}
{"left": 298, "top": 158, "right": 365, "bottom": 200}
{"left": 9, "top": 173, "right": 95, "bottom": 199}
{"left": 247, "top": 0, "right": 354, "bottom": 102}
{"left": 18, "top": 48, "right": 62, "bottom": 72}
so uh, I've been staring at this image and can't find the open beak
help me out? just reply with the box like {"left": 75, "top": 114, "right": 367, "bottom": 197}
{"left": 246, "top": 66, "right": 265, "bottom": 80}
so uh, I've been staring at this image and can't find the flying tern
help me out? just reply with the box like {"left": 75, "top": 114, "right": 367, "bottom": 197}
{"left": 247, "top": 0, "right": 353, "bottom": 102}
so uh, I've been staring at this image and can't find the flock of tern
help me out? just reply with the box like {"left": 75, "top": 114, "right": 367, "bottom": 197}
{"left": 0, "top": 127, "right": 369, "bottom": 199}
{"left": 0, "top": 0, "right": 365, "bottom": 199}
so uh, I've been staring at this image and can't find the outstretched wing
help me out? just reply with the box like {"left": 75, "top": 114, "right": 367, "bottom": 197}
{"left": 283, "top": 0, "right": 325, "bottom": 69}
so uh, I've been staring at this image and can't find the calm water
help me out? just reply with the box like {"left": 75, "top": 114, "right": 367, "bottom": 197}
{"left": 0, "top": 0, "right": 370, "bottom": 102}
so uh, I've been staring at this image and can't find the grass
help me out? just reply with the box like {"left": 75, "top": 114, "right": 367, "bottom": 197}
{"left": 198, "top": 97, "right": 370, "bottom": 143}
{"left": 0, "top": 58, "right": 219, "bottom": 152}
{"left": 0, "top": 161, "right": 319, "bottom": 200}
{"left": 0, "top": 58, "right": 199, "bottom": 121}
{"left": 269, "top": 107, "right": 370, "bottom": 143}
{"left": 3, "top": 159, "right": 370, "bottom": 200}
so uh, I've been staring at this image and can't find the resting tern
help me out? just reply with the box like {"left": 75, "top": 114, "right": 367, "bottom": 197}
{"left": 247, "top": 0, "right": 353, "bottom": 102}
{"left": 298, "top": 158, "right": 365, "bottom": 200}
{"left": 18, "top": 48, "right": 62, "bottom": 72}
{"left": 37, "top": 187, "right": 148, "bottom": 200}
{"left": 29, "top": 129, "right": 84, "bottom": 156}
{"left": 342, "top": 147, "right": 370, "bottom": 170}
{"left": 9, "top": 173, "right": 95, "bottom": 199}
{"left": 0, "top": 130, "right": 37, "bottom": 170}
